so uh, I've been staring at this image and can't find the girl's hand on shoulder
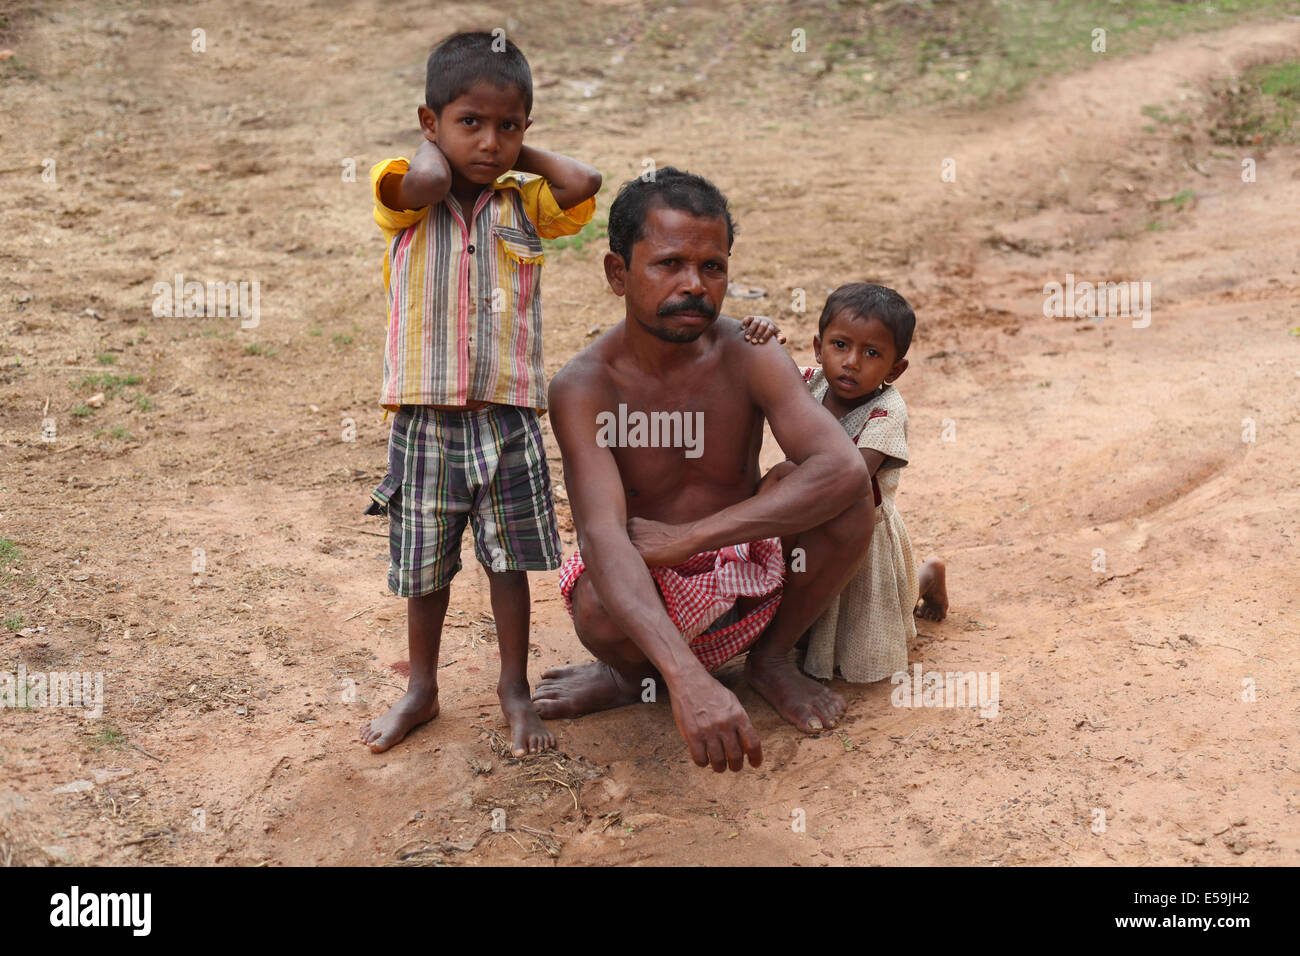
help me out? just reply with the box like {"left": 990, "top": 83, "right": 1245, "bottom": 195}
{"left": 740, "top": 315, "right": 786, "bottom": 345}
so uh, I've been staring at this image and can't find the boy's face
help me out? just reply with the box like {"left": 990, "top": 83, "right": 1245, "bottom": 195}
{"left": 419, "top": 80, "right": 531, "bottom": 188}
{"left": 813, "top": 310, "right": 908, "bottom": 403}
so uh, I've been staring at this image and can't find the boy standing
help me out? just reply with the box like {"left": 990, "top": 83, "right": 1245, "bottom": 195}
{"left": 360, "top": 32, "right": 601, "bottom": 756}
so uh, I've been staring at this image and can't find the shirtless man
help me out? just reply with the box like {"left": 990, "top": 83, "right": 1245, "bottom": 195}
{"left": 534, "top": 167, "right": 876, "bottom": 773}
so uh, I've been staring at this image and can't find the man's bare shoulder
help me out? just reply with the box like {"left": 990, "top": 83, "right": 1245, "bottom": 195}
{"left": 550, "top": 334, "right": 618, "bottom": 408}
{"left": 714, "top": 315, "right": 800, "bottom": 381}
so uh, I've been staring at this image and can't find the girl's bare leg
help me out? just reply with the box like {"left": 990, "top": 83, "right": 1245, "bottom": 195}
{"left": 916, "top": 557, "right": 948, "bottom": 621}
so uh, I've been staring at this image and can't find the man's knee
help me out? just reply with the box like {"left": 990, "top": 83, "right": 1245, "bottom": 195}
{"left": 756, "top": 459, "right": 797, "bottom": 496}
{"left": 571, "top": 574, "right": 623, "bottom": 647}
{"left": 822, "top": 495, "right": 874, "bottom": 562}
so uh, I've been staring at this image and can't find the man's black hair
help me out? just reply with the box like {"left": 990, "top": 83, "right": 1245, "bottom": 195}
{"left": 607, "top": 167, "right": 736, "bottom": 266}
{"left": 425, "top": 32, "right": 533, "bottom": 117}
{"left": 817, "top": 283, "right": 917, "bottom": 361}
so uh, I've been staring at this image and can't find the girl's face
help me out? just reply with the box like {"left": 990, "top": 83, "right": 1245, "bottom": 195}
{"left": 813, "top": 310, "right": 909, "bottom": 404}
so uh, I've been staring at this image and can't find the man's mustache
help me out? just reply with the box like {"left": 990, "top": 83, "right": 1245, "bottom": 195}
{"left": 658, "top": 295, "right": 717, "bottom": 318}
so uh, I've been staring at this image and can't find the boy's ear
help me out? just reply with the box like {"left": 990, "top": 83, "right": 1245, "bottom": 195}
{"left": 524, "top": 116, "right": 534, "bottom": 131}
{"left": 417, "top": 104, "right": 439, "bottom": 143}
{"left": 812, "top": 333, "right": 823, "bottom": 363}
{"left": 603, "top": 251, "right": 627, "bottom": 296}
{"left": 885, "top": 357, "right": 909, "bottom": 383}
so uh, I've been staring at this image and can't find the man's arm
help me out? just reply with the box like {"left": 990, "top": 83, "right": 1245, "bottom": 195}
{"left": 669, "top": 341, "right": 872, "bottom": 556}
{"left": 379, "top": 141, "right": 452, "bottom": 211}
{"left": 549, "top": 365, "right": 710, "bottom": 684}
{"left": 549, "top": 363, "right": 762, "bottom": 770}
{"left": 513, "top": 145, "right": 601, "bottom": 210}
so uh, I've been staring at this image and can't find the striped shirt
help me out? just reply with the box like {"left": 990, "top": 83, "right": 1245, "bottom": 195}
{"left": 370, "top": 157, "right": 596, "bottom": 411}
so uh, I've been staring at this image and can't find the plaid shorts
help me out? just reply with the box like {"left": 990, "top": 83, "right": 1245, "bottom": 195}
{"left": 365, "top": 404, "right": 562, "bottom": 596}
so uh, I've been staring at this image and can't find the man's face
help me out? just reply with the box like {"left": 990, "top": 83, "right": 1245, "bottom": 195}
{"left": 420, "top": 81, "right": 531, "bottom": 187}
{"left": 607, "top": 204, "right": 730, "bottom": 343}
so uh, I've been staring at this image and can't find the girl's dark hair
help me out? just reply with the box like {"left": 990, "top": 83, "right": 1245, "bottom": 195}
{"left": 425, "top": 32, "right": 533, "bottom": 117}
{"left": 607, "top": 167, "right": 735, "bottom": 266}
{"left": 817, "top": 283, "right": 916, "bottom": 360}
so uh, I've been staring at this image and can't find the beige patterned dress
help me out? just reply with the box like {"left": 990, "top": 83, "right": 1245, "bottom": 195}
{"left": 800, "top": 368, "right": 918, "bottom": 683}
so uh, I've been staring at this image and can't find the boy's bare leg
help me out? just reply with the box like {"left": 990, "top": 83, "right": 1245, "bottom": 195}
{"left": 915, "top": 556, "right": 949, "bottom": 621}
{"left": 489, "top": 569, "right": 556, "bottom": 756}
{"left": 360, "top": 588, "right": 447, "bottom": 753}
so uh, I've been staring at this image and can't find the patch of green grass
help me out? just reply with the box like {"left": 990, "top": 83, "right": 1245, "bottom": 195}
{"left": 0, "top": 539, "right": 19, "bottom": 589}
{"left": 757, "top": 0, "right": 1300, "bottom": 111}
{"left": 109, "top": 426, "right": 134, "bottom": 442}
{"left": 96, "top": 353, "right": 117, "bottom": 365}
{"left": 546, "top": 216, "right": 608, "bottom": 255}
{"left": 1141, "top": 104, "right": 1169, "bottom": 124}
{"left": 1259, "top": 60, "right": 1300, "bottom": 99}
{"left": 331, "top": 333, "right": 353, "bottom": 346}
{"left": 1140, "top": 103, "right": 1193, "bottom": 128}
{"left": 76, "top": 372, "right": 141, "bottom": 397}
{"left": 1157, "top": 189, "right": 1196, "bottom": 211}
{"left": 71, "top": 404, "right": 93, "bottom": 418}
{"left": 4, "top": 612, "right": 23, "bottom": 632}
{"left": 1145, "top": 220, "right": 1168, "bottom": 232}
{"left": 243, "top": 342, "right": 277, "bottom": 356}
{"left": 1210, "top": 58, "right": 1300, "bottom": 145}
{"left": 307, "top": 327, "right": 323, "bottom": 336}
{"left": 135, "top": 394, "right": 155, "bottom": 411}
{"left": 89, "top": 725, "right": 126, "bottom": 750}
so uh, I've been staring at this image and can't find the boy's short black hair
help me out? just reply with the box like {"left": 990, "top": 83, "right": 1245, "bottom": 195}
{"left": 425, "top": 31, "right": 533, "bottom": 117}
{"left": 607, "top": 167, "right": 736, "bottom": 266}
{"left": 818, "top": 283, "right": 917, "bottom": 361}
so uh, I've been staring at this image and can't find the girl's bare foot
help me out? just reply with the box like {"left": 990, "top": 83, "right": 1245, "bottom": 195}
{"left": 915, "top": 557, "right": 948, "bottom": 621}
{"left": 499, "top": 680, "right": 556, "bottom": 756}
{"left": 359, "top": 687, "right": 439, "bottom": 753}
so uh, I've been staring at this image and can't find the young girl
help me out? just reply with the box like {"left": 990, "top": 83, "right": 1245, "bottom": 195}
{"left": 742, "top": 282, "right": 948, "bottom": 683}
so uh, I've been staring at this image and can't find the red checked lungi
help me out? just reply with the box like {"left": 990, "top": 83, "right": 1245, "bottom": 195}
{"left": 558, "top": 538, "right": 786, "bottom": 672}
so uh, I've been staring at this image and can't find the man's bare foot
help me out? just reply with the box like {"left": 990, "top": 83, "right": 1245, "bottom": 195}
{"left": 915, "top": 557, "right": 948, "bottom": 621}
{"left": 744, "top": 652, "right": 845, "bottom": 732}
{"left": 499, "top": 680, "right": 556, "bottom": 756}
{"left": 532, "top": 661, "right": 642, "bottom": 719}
{"left": 359, "top": 687, "right": 439, "bottom": 753}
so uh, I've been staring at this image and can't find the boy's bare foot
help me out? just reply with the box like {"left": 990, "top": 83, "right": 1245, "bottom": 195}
{"left": 532, "top": 661, "right": 642, "bottom": 718}
{"left": 499, "top": 680, "right": 556, "bottom": 756}
{"left": 745, "top": 652, "right": 845, "bottom": 732}
{"left": 360, "top": 687, "right": 439, "bottom": 753}
{"left": 915, "top": 557, "right": 949, "bottom": 621}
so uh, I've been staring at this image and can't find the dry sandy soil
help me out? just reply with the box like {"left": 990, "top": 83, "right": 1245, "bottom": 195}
{"left": 1, "top": 1, "right": 1298, "bottom": 866}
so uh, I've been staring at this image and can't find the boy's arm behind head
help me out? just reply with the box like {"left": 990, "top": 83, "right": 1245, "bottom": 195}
{"left": 376, "top": 141, "right": 452, "bottom": 215}
{"left": 512, "top": 145, "right": 601, "bottom": 229}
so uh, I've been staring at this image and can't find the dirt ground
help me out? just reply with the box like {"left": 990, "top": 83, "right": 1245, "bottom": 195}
{"left": 2, "top": 1, "right": 1298, "bottom": 866}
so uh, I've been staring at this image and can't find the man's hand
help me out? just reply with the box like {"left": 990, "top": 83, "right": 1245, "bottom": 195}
{"left": 740, "top": 314, "right": 786, "bottom": 344}
{"left": 669, "top": 670, "right": 763, "bottom": 772}
{"left": 626, "top": 516, "right": 699, "bottom": 567}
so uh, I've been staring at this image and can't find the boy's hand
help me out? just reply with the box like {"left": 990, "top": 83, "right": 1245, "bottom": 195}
{"left": 740, "top": 315, "right": 786, "bottom": 345}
